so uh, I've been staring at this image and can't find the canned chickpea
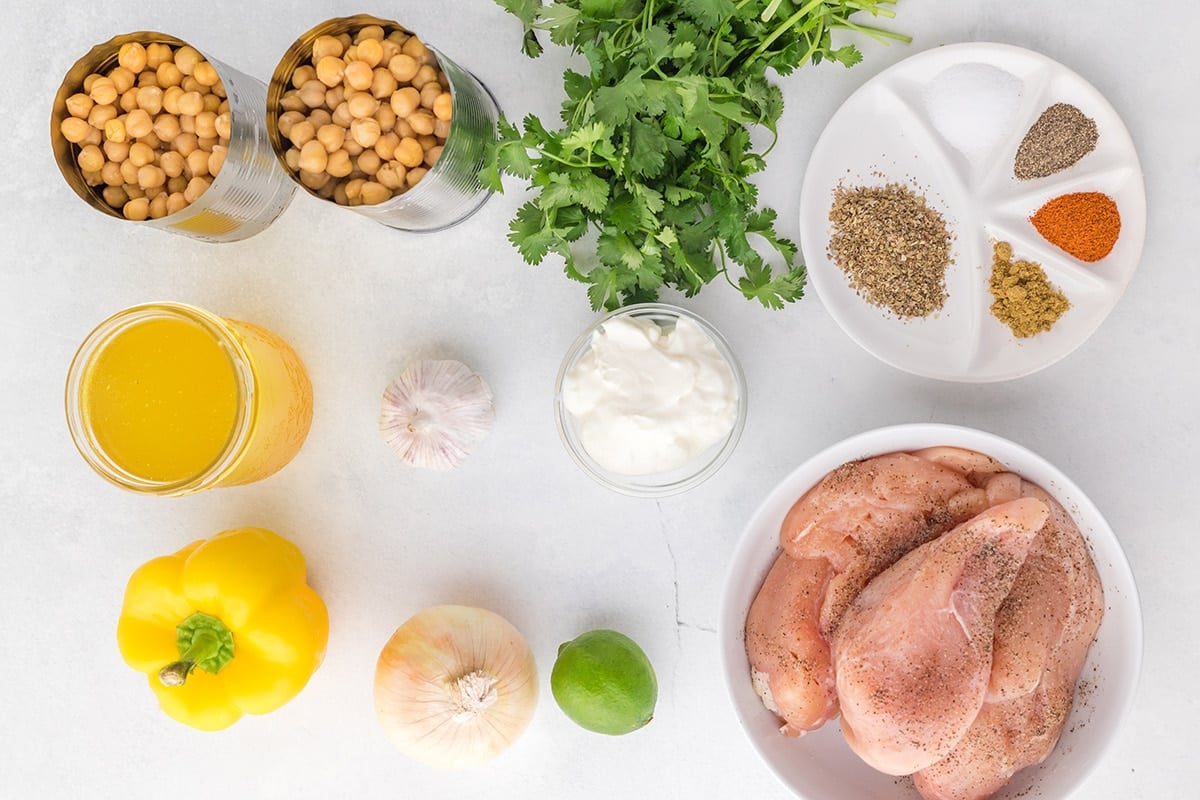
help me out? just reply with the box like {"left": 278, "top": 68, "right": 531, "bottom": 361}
{"left": 268, "top": 15, "right": 499, "bottom": 232}
{"left": 52, "top": 31, "right": 295, "bottom": 243}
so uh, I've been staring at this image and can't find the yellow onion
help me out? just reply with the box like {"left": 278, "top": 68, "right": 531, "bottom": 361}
{"left": 374, "top": 605, "right": 538, "bottom": 768}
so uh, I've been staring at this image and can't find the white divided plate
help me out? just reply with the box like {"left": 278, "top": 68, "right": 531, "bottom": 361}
{"left": 798, "top": 43, "right": 1146, "bottom": 382}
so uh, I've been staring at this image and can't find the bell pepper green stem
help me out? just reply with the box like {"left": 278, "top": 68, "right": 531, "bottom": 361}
{"left": 158, "top": 612, "right": 235, "bottom": 687}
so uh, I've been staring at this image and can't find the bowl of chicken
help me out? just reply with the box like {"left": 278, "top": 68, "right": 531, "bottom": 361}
{"left": 718, "top": 423, "right": 1141, "bottom": 800}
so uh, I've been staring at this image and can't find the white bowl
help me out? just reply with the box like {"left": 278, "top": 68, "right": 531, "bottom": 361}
{"left": 718, "top": 423, "right": 1141, "bottom": 799}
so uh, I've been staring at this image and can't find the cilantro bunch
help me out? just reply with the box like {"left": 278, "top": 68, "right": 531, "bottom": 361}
{"left": 483, "top": 0, "right": 908, "bottom": 310}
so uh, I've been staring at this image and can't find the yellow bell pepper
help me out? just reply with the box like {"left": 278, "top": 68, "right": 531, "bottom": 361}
{"left": 116, "top": 527, "right": 329, "bottom": 731}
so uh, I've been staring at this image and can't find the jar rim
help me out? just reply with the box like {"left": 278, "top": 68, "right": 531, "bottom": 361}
{"left": 64, "top": 301, "right": 256, "bottom": 496}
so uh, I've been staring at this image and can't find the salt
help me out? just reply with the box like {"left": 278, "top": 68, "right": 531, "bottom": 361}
{"left": 924, "top": 63, "right": 1023, "bottom": 163}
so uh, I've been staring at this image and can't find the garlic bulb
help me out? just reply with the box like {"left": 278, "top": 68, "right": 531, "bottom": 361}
{"left": 380, "top": 360, "right": 495, "bottom": 470}
{"left": 374, "top": 605, "right": 538, "bottom": 768}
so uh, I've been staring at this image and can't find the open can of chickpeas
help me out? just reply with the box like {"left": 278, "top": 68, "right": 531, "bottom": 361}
{"left": 268, "top": 15, "right": 499, "bottom": 232}
{"left": 51, "top": 32, "right": 295, "bottom": 243}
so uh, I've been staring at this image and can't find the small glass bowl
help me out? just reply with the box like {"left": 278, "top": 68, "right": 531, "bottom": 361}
{"left": 553, "top": 303, "right": 747, "bottom": 497}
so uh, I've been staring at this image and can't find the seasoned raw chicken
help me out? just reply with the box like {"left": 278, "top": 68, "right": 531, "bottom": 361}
{"left": 832, "top": 498, "right": 1048, "bottom": 776}
{"left": 913, "top": 484, "right": 1104, "bottom": 800}
{"left": 745, "top": 554, "right": 837, "bottom": 735}
{"left": 780, "top": 452, "right": 987, "bottom": 635}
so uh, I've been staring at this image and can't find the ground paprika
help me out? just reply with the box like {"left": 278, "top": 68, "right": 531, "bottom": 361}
{"left": 1030, "top": 192, "right": 1120, "bottom": 262}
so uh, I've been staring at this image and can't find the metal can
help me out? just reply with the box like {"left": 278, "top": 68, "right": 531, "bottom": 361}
{"left": 51, "top": 32, "right": 295, "bottom": 243}
{"left": 269, "top": 15, "right": 499, "bottom": 232}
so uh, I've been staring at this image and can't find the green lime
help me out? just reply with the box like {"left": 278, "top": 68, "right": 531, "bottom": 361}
{"left": 550, "top": 629, "right": 657, "bottom": 735}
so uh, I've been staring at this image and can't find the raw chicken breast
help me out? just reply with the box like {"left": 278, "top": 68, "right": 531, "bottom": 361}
{"left": 780, "top": 453, "right": 985, "bottom": 635}
{"left": 832, "top": 498, "right": 1049, "bottom": 776}
{"left": 745, "top": 554, "right": 838, "bottom": 735}
{"left": 912, "top": 484, "right": 1104, "bottom": 800}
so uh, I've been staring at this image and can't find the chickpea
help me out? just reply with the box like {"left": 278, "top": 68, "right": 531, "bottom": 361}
{"left": 82, "top": 169, "right": 104, "bottom": 186}
{"left": 316, "top": 123, "right": 345, "bottom": 153}
{"left": 128, "top": 141, "right": 156, "bottom": 167}
{"left": 174, "top": 46, "right": 201, "bottom": 75}
{"left": 194, "top": 111, "right": 218, "bottom": 139}
{"left": 405, "top": 166, "right": 427, "bottom": 188}
{"left": 166, "top": 191, "right": 188, "bottom": 215}
{"left": 389, "top": 86, "right": 420, "bottom": 117}
{"left": 120, "top": 159, "right": 141, "bottom": 184}
{"left": 184, "top": 176, "right": 211, "bottom": 203}
{"left": 102, "top": 184, "right": 128, "bottom": 208}
{"left": 137, "top": 164, "right": 166, "bottom": 189}
{"left": 160, "top": 150, "right": 185, "bottom": 178}
{"left": 356, "top": 149, "right": 381, "bottom": 175}
{"left": 333, "top": 182, "right": 349, "bottom": 205}
{"left": 299, "top": 169, "right": 329, "bottom": 191}
{"left": 395, "top": 118, "right": 416, "bottom": 139}
{"left": 123, "top": 196, "right": 150, "bottom": 220}
{"left": 101, "top": 161, "right": 124, "bottom": 186}
{"left": 103, "top": 139, "right": 130, "bottom": 162}
{"left": 87, "top": 103, "right": 117, "bottom": 128}
{"left": 376, "top": 162, "right": 406, "bottom": 190}
{"left": 180, "top": 114, "right": 196, "bottom": 134}
{"left": 186, "top": 148, "right": 210, "bottom": 178}
{"left": 214, "top": 112, "right": 231, "bottom": 140}
{"left": 125, "top": 108, "right": 153, "bottom": 139}
{"left": 402, "top": 37, "right": 429, "bottom": 63}
{"left": 356, "top": 24, "right": 385, "bottom": 43}
{"left": 290, "top": 64, "right": 316, "bottom": 89}
{"left": 343, "top": 138, "right": 364, "bottom": 157}
{"left": 417, "top": 134, "right": 437, "bottom": 152}
{"left": 316, "top": 179, "right": 337, "bottom": 199}
{"left": 118, "top": 42, "right": 147, "bottom": 73}
{"left": 89, "top": 77, "right": 118, "bottom": 105}
{"left": 308, "top": 108, "right": 333, "bottom": 129}
{"left": 347, "top": 93, "right": 379, "bottom": 120}
{"left": 136, "top": 85, "right": 164, "bottom": 114}
{"left": 388, "top": 54, "right": 418, "bottom": 83}
{"left": 137, "top": 71, "right": 158, "bottom": 88}
{"left": 344, "top": 177, "right": 365, "bottom": 203}
{"left": 193, "top": 61, "right": 220, "bottom": 87}
{"left": 156, "top": 61, "right": 183, "bottom": 89}
{"left": 386, "top": 29, "right": 408, "bottom": 46}
{"left": 173, "top": 133, "right": 199, "bottom": 157}
{"left": 197, "top": 135, "right": 219, "bottom": 151}
{"left": 162, "top": 86, "right": 184, "bottom": 115}
{"left": 408, "top": 110, "right": 436, "bottom": 136}
{"left": 359, "top": 180, "right": 390, "bottom": 205}
{"left": 83, "top": 127, "right": 103, "bottom": 146}
{"left": 356, "top": 38, "right": 384, "bottom": 68}
{"left": 411, "top": 65, "right": 437, "bottom": 90}
{"left": 312, "top": 35, "right": 344, "bottom": 61}
{"left": 280, "top": 90, "right": 307, "bottom": 113}
{"left": 284, "top": 147, "right": 301, "bottom": 171}
{"left": 371, "top": 68, "right": 398, "bottom": 100}
{"left": 433, "top": 92, "right": 453, "bottom": 122}
{"left": 417, "top": 83, "right": 439, "bottom": 111}
{"left": 145, "top": 184, "right": 166, "bottom": 200}
{"left": 153, "top": 113, "right": 182, "bottom": 141}
{"left": 66, "top": 93, "right": 94, "bottom": 118}
{"left": 109, "top": 66, "right": 136, "bottom": 94}
{"left": 82, "top": 73, "right": 103, "bottom": 93}
{"left": 138, "top": 132, "right": 161, "bottom": 149}
{"left": 394, "top": 137, "right": 424, "bottom": 168}
{"left": 60, "top": 117, "right": 91, "bottom": 144}
{"left": 181, "top": 76, "right": 204, "bottom": 94}
{"left": 103, "top": 118, "right": 127, "bottom": 143}
{"left": 324, "top": 85, "right": 345, "bottom": 109}
{"left": 167, "top": 175, "right": 188, "bottom": 194}
{"left": 331, "top": 101, "right": 353, "bottom": 128}
{"left": 374, "top": 104, "right": 397, "bottom": 133}
{"left": 350, "top": 117, "right": 382, "bottom": 148}
{"left": 325, "top": 149, "right": 353, "bottom": 177}
{"left": 202, "top": 93, "right": 222, "bottom": 113}
{"left": 277, "top": 110, "right": 305, "bottom": 138}
{"left": 211, "top": 79, "right": 226, "bottom": 99}
{"left": 208, "top": 145, "right": 227, "bottom": 176}
{"left": 380, "top": 39, "right": 401, "bottom": 64}
{"left": 122, "top": 182, "right": 144, "bottom": 199}
{"left": 147, "top": 192, "right": 168, "bottom": 218}
{"left": 178, "top": 91, "right": 204, "bottom": 116}
{"left": 298, "top": 140, "right": 328, "bottom": 173}
{"left": 316, "top": 56, "right": 346, "bottom": 87}
{"left": 145, "top": 42, "right": 172, "bottom": 69}
{"left": 344, "top": 60, "right": 373, "bottom": 92}
{"left": 424, "top": 145, "right": 443, "bottom": 168}
{"left": 374, "top": 131, "right": 399, "bottom": 161}
{"left": 298, "top": 79, "right": 327, "bottom": 108}
{"left": 288, "top": 119, "right": 316, "bottom": 147}
{"left": 119, "top": 88, "right": 139, "bottom": 113}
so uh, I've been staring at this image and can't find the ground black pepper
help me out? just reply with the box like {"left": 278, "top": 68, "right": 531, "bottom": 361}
{"left": 827, "top": 182, "right": 954, "bottom": 318}
{"left": 1014, "top": 103, "right": 1098, "bottom": 180}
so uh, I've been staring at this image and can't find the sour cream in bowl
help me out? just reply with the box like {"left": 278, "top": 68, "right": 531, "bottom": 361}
{"left": 554, "top": 303, "right": 746, "bottom": 497}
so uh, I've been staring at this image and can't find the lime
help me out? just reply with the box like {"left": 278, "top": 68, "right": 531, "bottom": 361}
{"left": 550, "top": 629, "right": 658, "bottom": 735}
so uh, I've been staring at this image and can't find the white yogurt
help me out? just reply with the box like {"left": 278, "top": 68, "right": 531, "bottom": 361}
{"left": 562, "top": 315, "right": 738, "bottom": 476}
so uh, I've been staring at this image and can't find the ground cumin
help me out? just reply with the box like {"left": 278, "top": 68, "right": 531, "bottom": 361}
{"left": 1030, "top": 192, "right": 1120, "bottom": 262}
{"left": 988, "top": 241, "right": 1069, "bottom": 338}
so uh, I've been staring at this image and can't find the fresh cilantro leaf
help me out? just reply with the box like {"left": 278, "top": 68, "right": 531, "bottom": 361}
{"left": 677, "top": 0, "right": 737, "bottom": 31}
{"left": 535, "top": 3, "right": 583, "bottom": 46}
{"left": 508, "top": 202, "right": 558, "bottom": 265}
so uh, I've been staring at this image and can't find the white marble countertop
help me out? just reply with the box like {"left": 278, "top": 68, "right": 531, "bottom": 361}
{"left": 2, "top": 1, "right": 1196, "bottom": 798}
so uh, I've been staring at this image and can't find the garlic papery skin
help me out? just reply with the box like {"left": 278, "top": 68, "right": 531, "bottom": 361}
{"left": 374, "top": 605, "right": 538, "bottom": 768}
{"left": 380, "top": 360, "right": 495, "bottom": 471}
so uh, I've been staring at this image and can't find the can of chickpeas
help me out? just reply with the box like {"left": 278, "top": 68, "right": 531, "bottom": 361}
{"left": 51, "top": 31, "right": 295, "bottom": 243}
{"left": 268, "top": 15, "right": 499, "bottom": 232}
